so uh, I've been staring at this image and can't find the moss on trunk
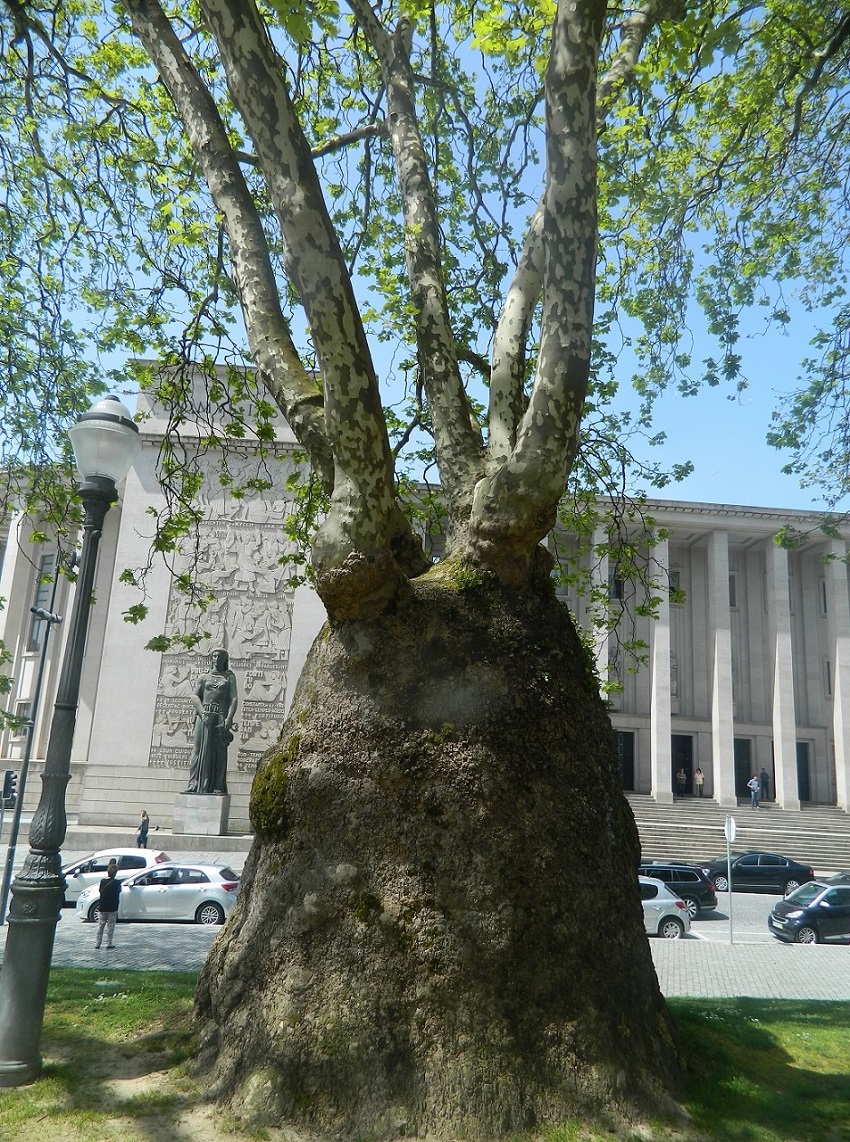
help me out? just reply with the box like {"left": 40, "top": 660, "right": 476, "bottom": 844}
{"left": 195, "top": 574, "right": 683, "bottom": 1138}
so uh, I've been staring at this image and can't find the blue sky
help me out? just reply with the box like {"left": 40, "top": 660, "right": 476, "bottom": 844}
{"left": 620, "top": 309, "right": 833, "bottom": 515}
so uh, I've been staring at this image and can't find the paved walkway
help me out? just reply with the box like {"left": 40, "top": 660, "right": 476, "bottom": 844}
{"left": 0, "top": 912, "right": 219, "bottom": 972}
{"left": 2, "top": 917, "right": 849, "bottom": 1000}
{"left": 651, "top": 938, "right": 850, "bottom": 999}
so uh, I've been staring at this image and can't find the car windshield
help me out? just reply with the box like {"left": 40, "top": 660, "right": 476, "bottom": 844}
{"left": 219, "top": 867, "right": 239, "bottom": 881}
{"left": 784, "top": 882, "right": 825, "bottom": 905}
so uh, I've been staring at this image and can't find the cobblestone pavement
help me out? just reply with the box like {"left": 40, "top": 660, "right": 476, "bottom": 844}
{"left": 651, "top": 937, "right": 850, "bottom": 999}
{"left": 0, "top": 910, "right": 219, "bottom": 972}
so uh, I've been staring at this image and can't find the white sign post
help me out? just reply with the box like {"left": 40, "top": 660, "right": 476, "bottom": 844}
{"left": 724, "top": 814, "right": 736, "bottom": 945}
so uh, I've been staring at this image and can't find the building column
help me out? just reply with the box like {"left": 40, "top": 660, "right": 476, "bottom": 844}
{"left": 826, "top": 540, "right": 850, "bottom": 811}
{"left": 767, "top": 541, "right": 800, "bottom": 810}
{"left": 708, "top": 531, "right": 736, "bottom": 806}
{"left": 590, "top": 526, "right": 610, "bottom": 684}
{"left": 649, "top": 535, "right": 673, "bottom": 803}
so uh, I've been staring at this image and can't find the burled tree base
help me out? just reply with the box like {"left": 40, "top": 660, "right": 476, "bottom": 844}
{"left": 195, "top": 572, "right": 683, "bottom": 1138}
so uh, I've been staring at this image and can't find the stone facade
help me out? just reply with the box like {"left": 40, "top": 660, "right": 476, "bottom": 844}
{"left": 0, "top": 373, "right": 326, "bottom": 836}
{"left": 558, "top": 502, "right": 850, "bottom": 811}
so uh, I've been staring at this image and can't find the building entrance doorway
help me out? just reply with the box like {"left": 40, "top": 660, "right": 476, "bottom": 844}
{"left": 734, "top": 738, "right": 753, "bottom": 798}
{"left": 617, "top": 731, "right": 635, "bottom": 791}
{"left": 796, "top": 742, "right": 811, "bottom": 802}
{"left": 671, "top": 734, "right": 693, "bottom": 796}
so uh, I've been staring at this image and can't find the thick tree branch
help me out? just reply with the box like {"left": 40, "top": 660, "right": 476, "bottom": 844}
{"left": 196, "top": 0, "right": 406, "bottom": 614}
{"left": 469, "top": 0, "right": 607, "bottom": 584}
{"left": 347, "top": 0, "right": 484, "bottom": 520}
{"left": 791, "top": 11, "right": 850, "bottom": 142}
{"left": 487, "top": 201, "right": 544, "bottom": 468}
{"left": 596, "top": 0, "right": 681, "bottom": 125}
{"left": 122, "top": 0, "right": 334, "bottom": 491}
{"left": 485, "top": 2, "right": 673, "bottom": 474}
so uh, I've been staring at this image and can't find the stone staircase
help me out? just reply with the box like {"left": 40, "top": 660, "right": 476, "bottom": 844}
{"left": 627, "top": 793, "right": 850, "bottom": 874}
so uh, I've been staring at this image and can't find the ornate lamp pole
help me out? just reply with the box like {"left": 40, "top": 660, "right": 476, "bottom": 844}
{"left": 0, "top": 396, "right": 141, "bottom": 1086}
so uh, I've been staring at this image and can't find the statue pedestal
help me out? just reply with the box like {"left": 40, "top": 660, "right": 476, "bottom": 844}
{"left": 173, "top": 793, "right": 231, "bottom": 836}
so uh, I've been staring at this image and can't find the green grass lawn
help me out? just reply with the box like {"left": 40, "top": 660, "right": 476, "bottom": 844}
{"left": 0, "top": 969, "right": 848, "bottom": 1141}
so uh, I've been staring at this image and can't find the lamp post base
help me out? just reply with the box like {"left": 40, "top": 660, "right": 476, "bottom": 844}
{"left": 0, "top": 871, "right": 64, "bottom": 1087}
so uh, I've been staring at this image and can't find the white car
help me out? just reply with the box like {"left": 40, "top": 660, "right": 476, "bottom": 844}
{"left": 62, "top": 848, "right": 172, "bottom": 903}
{"left": 639, "top": 875, "right": 691, "bottom": 939}
{"left": 76, "top": 862, "right": 240, "bottom": 925}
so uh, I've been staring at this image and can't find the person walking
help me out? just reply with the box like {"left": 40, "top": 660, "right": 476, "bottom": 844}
{"left": 136, "top": 810, "right": 151, "bottom": 848}
{"left": 676, "top": 768, "right": 687, "bottom": 798}
{"left": 694, "top": 767, "right": 705, "bottom": 798}
{"left": 747, "top": 774, "right": 760, "bottom": 809}
{"left": 95, "top": 865, "right": 122, "bottom": 950}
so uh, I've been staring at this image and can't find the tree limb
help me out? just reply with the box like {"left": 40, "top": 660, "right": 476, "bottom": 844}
{"left": 469, "top": 0, "right": 607, "bottom": 583}
{"left": 121, "top": 0, "right": 334, "bottom": 491}
{"left": 196, "top": 0, "right": 404, "bottom": 610}
{"left": 485, "top": 0, "right": 676, "bottom": 479}
{"left": 347, "top": 0, "right": 484, "bottom": 522}
{"left": 487, "top": 201, "right": 544, "bottom": 468}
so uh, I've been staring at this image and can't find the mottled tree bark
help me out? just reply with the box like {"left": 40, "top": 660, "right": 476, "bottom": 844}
{"left": 197, "top": 578, "right": 682, "bottom": 1139}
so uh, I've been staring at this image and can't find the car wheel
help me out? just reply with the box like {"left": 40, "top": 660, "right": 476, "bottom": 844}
{"left": 196, "top": 902, "right": 225, "bottom": 926}
{"left": 784, "top": 879, "right": 801, "bottom": 896}
{"left": 681, "top": 897, "right": 699, "bottom": 920}
{"left": 87, "top": 903, "right": 100, "bottom": 923}
{"left": 659, "top": 917, "right": 684, "bottom": 940}
{"left": 714, "top": 874, "right": 729, "bottom": 892}
{"left": 795, "top": 925, "right": 818, "bottom": 944}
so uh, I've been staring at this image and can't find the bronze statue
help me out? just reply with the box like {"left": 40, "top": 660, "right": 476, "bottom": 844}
{"left": 185, "top": 647, "right": 238, "bottom": 794}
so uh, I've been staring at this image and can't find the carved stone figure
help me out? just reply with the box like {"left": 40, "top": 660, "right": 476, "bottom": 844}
{"left": 185, "top": 647, "right": 239, "bottom": 795}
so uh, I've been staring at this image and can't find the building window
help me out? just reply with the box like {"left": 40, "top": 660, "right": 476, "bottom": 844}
{"left": 728, "top": 574, "right": 737, "bottom": 609}
{"left": 608, "top": 575, "right": 624, "bottom": 601}
{"left": 824, "top": 658, "right": 832, "bottom": 698}
{"left": 819, "top": 577, "right": 828, "bottom": 615}
{"left": 27, "top": 554, "right": 57, "bottom": 652}
{"left": 10, "top": 700, "right": 31, "bottom": 739}
{"left": 669, "top": 569, "right": 683, "bottom": 604}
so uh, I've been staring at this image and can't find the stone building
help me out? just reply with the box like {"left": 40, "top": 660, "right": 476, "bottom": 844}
{"left": 2, "top": 378, "right": 850, "bottom": 830}
{"left": 0, "top": 375, "right": 325, "bottom": 835}
{"left": 560, "top": 502, "right": 850, "bottom": 812}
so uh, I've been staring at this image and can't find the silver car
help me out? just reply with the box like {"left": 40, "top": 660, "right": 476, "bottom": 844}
{"left": 639, "top": 875, "right": 691, "bottom": 939}
{"left": 62, "top": 848, "right": 172, "bottom": 903}
{"left": 76, "top": 862, "right": 240, "bottom": 926}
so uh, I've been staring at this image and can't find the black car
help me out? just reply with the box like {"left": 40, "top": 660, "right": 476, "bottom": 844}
{"left": 768, "top": 880, "right": 850, "bottom": 944}
{"left": 637, "top": 862, "right": 718, "bottom": 919}
{"left": 704, "top": 851, "right": 814, "bottom": 895}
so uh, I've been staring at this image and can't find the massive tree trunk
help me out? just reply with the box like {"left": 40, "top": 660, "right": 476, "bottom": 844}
{"left": 196, "top": 571, "right": 682, "bottom": 1138}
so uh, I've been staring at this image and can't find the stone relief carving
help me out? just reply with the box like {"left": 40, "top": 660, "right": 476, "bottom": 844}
{"left": 148, "top": 451, "right": 297, "bottom": 775}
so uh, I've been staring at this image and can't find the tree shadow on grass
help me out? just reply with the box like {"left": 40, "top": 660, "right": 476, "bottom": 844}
{"left": 671, "top": 997, "right": 850, "bottom": 1142}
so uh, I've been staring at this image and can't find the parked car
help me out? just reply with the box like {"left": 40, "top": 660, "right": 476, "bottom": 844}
{"left": 76, "top": 862, "right": 240, "bottom": 925}
{"left": 639, "top": 875, "right": 691, "bottom": 939}
{"left": 637, "top": 861, "right": 718, "bottom": 918}
{"left": 823, "top": 871, "right": 850, "bottom": 886}
{"left": 62, "top": 848, "right": 172, "bottom": 903}
{"left": 768, "top": 880, "right": 850, "bottom": 944}
{"left": 702, "top": 851, "right": 814, "bottom": 895}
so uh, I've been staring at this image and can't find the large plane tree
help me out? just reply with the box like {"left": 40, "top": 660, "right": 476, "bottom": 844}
{"left": 2, "top": 1, "right": 849, "bottom": 1137}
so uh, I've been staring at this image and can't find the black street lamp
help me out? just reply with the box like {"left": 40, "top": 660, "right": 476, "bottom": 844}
{"left": 0, "top": 396, "right": 141, "bottom": 1086}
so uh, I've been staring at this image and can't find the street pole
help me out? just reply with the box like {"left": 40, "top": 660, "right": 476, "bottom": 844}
{"left": 724, "top": 813, "right": 736, "bottom": 946}
{"left": 0, "top": 396, "right": 140, "bottom": 1086}
{"left": 0, "top": 560, "right": 66, "bottom": 925}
